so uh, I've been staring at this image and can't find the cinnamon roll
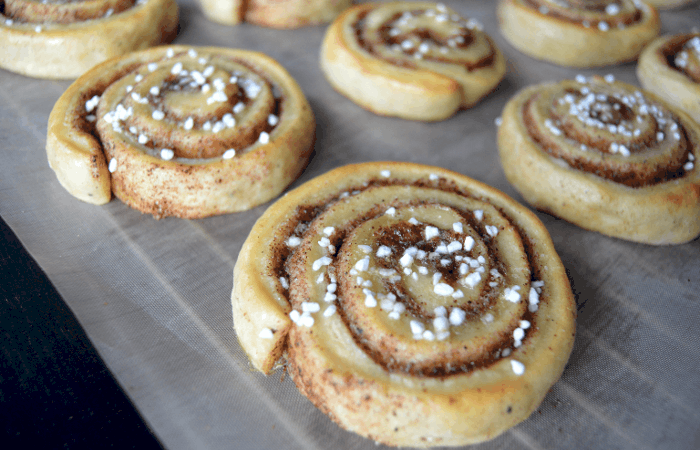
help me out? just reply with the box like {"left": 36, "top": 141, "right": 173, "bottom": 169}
{"left": 0, "top": 0, "right": 178, "bottom": 79}
{"left": 47, "top": 46, "right": 315, "bottom": 219}
{"left": 231, "top": 162, "right": 576, "bottom": 447}
{"left": 638, "top": 33, "right": 700, "bottom": 125}
{"left": 198, "top": 0, "right": 354, "bottom": 28}
{"left": 497, "top": 0, "right": 660, "bottom": 67}
{"left": 320, "top": 2, "right": 506, "bottom": 121}
{"left": 497, "top": 75, "right": 700, "bottom": 245}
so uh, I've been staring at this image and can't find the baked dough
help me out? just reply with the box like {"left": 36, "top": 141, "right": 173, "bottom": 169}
{"left": 497, "top": 0, "right": 660, "bottom": 67}
{"left": 198, "top": 0, "right": 354, "bottom": 28}
{"left": 497, "top": 75, "right": 700, "bottom": 245}
{"left": 0, "top": 0, "right": 178, "bottom": 79}
{"left": 47, "top": 45, "right": 315, "bottom": 219}
{"left": 638, "top": 33, "right": 700, "bottom": 125}
{"left": 232, "top": 162, "right": 576, "bottom": 447}
{"left": 320, "top": 2, "right": 506, "bottom": 121}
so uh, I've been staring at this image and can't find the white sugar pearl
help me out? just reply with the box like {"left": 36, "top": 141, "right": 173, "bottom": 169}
{"left": 504, "top": 287, "right": 521, "bottom": 303}
{"left": 449, "top": 308, "right": 466, "bottom": 326}
{"left": 259, "top": 328, "right": 273, "bottom": 339}
{"left": 355, "top": 256, "right": 370, "bottom": 272}
{"left": 511, "top": 360, "right": 525, "bottom": 375}
{"left": 434, "top": 283, "right": 454, "bottom": 296}
{"left": 365, "top": 293, "right": 377, "bottom": 308}
{"left": 425, "top": 226, "right": 439, "bottom": 240}
{"left": 464, "top": 236, "right": 475, "bottom": 251}
{"left": 312, "top": 256, "right": 332, "bottom": 271}
{"left": 302, "top": 302, "right": 320, "bottom": 313}
{"left": 410, "top": 320, "right": 425, "bottom": 335}
{"left": 222, "top": 114, "right": 236, "bottom": 128}
{"left": 323, "top": 305, "right": 337, "bottom": 317}
{"left": 376, "top": 246, "right": 392, "bottom": 258}
{"left": 160, "top": 149, "right": 174, "bottom": 160}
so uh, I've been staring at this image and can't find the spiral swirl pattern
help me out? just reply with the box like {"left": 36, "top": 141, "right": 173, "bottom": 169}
{"left": 355, "top": 2, "right": 500, "bottom": 72}
{"left": 521, "top": 0, "right": 644, "bottom": 29}
{"left": 0, "top": 0, "right": 178, "bottom": 79}
{"left": 523, "top": 75, "right": 694, "bottom": 187}
{"left": 96, "top": 49, "right": 282, "bottom": 160}
{"left": 638, "top": 33, "right": 700, "bottom": 125}
{"left": 497, "top": 0, "right": 659, "bottom": 67}
{"left": 320, "top": 2, "right": 506, "bottom": 121}
{"left": 3, "top": 0, "right": 133, "bottom": 24}
{"left": 287, "top": 186, "right": 536, "bottom": 378}
{"left": 673, "top": 35, "right": 700, "bottom": 83}
{"left": 232, "top": 162, "right": 576, "bottom": 446}
{"left": 47, "top": 46, "right": 315, "bottom": 219}
{"left": 498, "top": 76, "right": 700, "bottom": 244}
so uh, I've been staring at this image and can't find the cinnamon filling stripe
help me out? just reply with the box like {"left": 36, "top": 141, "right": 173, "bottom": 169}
{"left": 3, "top": 0, "right": 135, "bottom": 24}
{"left": 353, "top": 7, "right": 498, "bottom": 72}
{"left": 520, "top": 0, "right": 643, "bottom": 28}
{"left": 272, "top": 177, "right": 544, "bottom": 378}
{"left": 521, "top": 80, "right": 694, "bottom": 188}
{"left": 86, "top": 50, "right": 283, "bottom": 160}
{"left": 664, "top": 34, "right": 700, "bottom": 84}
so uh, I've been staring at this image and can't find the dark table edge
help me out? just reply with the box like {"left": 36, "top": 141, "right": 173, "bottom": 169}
{"left": 1, "top": 216, "right": 163, "bottom": 449}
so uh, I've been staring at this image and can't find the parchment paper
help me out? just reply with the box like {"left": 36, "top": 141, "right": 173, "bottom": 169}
{"left": 1, "top": 1, "right": 699, "bottom": 449}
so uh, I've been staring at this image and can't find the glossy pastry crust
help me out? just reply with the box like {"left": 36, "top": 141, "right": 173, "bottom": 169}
{"left": 320, "top": 2, "right": 506, "bottom": 121}
{"left": 198, "top": 0, "right": 354, "bottom": 28}
{"left": 497, "top": 76, "right": 700, "bottom": 245}
{"left": 47, "top": 45, "right": 315, "bottom": 219}
{"left": 0, "top": 0, "right": 178, "bottom": 79}
{"left": 638, "top": 33, "right": 700, "bottom": 125}
{"left": 232, "top": 161, "right": 576, "bottom": 447}
{"left": 497, "top": 0, "right": 660, "bottom": 67}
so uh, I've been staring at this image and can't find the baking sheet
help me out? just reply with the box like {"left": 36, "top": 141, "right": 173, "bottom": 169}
{"left": 1, "top": 1, "right": 699, "bottom": 448}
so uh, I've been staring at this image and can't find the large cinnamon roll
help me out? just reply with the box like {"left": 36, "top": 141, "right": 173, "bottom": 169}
{"left": 497, "top": 0, "right": 660, "bottom": 67}
{"left": 638, "top": 33, "right": 700, "bottom": 125}
{"left": 232, "top": 162, "right": 576, "bottom": 447}
{"left": 0, "top": 0, "right": 178, "bottom": 79}
{"left": 320, "top": 2, "right": 506, "bottom": 121}
{"left": 198, "top": 0, "right": 354, "bottom": 28}
{"left": 497, "top": 75, "right": 700, "bottom": 245}
{"left": 47, "top": 46, "right": 315, "bottom": 219}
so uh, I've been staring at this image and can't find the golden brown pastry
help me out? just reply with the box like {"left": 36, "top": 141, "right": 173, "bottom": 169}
{"left": 638, "top": 33, "right": 700, "bottom": 125}
{"left": 232, "top": 162, "right": 576, "bottom": 447}
{"left": 497, "top": 75, "right": 700, "bottom": 245}
{"left": 47, "top": 45, "right": 315, "bottom": 219}
{"left": 497, "top": 0, "right": 660, "bottom": 67}
{"left": 320, "top": 2, "right": 506, "bottom": 121}
{"left": 198, "top": 0, "right": 354, "bottom": 28}
{"left": 0, "top": 0, "right": 178, "bottom": 79}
